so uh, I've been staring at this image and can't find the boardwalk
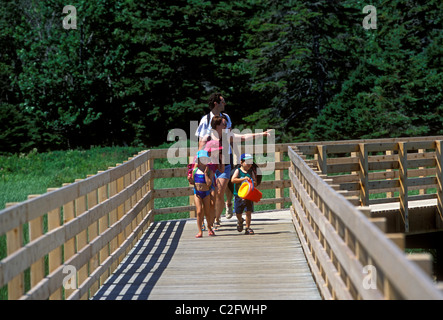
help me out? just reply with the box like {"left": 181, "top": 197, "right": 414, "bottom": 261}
{"left": 92, "top": 210, "right": 321, "bottom": 300}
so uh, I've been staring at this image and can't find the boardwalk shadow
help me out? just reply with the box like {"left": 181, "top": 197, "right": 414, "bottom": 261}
{"left": 92, "top": 220, "right": 185, "bottom": 300}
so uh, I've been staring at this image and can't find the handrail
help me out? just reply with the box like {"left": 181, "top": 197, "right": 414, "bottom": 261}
{"left": 288, "top": 145, "right": 443, "bottom": 299}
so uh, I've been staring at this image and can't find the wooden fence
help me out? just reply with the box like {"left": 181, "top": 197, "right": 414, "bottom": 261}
{"left": 295, "top": 136, "right": 443, "bottom": 232}
{"left": 288, "top": 137, "right": 443, "bottom": 299}
{"left": 0, "top": 145, "right": 288, "bottom": 300}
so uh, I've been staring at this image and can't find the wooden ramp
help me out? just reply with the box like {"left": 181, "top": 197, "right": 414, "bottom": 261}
{"left": 92, "top": 210, "right": 321, "bottom": 300}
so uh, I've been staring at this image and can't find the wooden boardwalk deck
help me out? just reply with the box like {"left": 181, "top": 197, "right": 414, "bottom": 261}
{"left": 92, "top": 210, "right": 321, "bottom": 300}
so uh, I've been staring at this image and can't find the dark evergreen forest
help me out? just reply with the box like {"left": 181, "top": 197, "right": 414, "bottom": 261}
{"left": 0, "top": 0, "right": 442, "bottom": 154}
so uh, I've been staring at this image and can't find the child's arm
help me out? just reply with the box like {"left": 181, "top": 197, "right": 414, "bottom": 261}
{"left": 187, "top": 163, "right": 197, "bottom": 185}
{"left": 231, "top": 169, "right": 248, "bottom": 184}
{"left": 204, "top": 166, "right": 213, "bottom": 187}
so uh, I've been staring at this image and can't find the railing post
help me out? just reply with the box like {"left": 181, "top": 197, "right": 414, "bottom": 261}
{"left": 115, "top": 165, "right": 125, "bottom": 263}
{"left": 436, "top": 140, "right": 443, "bottom": 223}
{"left": 317, "top": 145, "right": 327, "bottom": 174}
{"left": 6, "top": 202, "right": 23, "bottom": 300}
{"left": 398, "top": 142, "right": 409, "bottom": 232}
{"left": 74, "top": 178, "right": 88, "bottom": 299}
{"left": 87, "top": 174, "right": 99, "bottom": 298}
{"left": 386, "top": 150, "right": 394, "bottom": 198}
{"left": 188, "top": 150, "right": 196, "bottom": 218}
{"left": 275, "top": 150, "right": 283, "bottom": 209}
{"left": 147, "top": 157, "right": 155, "bottom": 223}
{"left": 28, "top": 194, "right": 45, "bottom": 292}
{"left": 97, "top": 172, "right": 110, "bottom": 290}
{"left": 47, "top": 188, "right": 63, "bottom": 300}
{"left": 62, "top": 183, "right": 76, "bottom": 299}
{"left": 108, "top": 167, "right": 119, "bottom": 274}
{"left": 358, "top": 143, "right": 369, "bottom": 206}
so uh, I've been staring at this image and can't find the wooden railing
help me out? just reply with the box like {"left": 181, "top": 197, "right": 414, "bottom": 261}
{"left": 294, "top": 136, "right": 443, "bottom": 233}
{"left": 0, "top": 145, "right": 289, "bottom": 300}
{"left": 288, "top": 137, "right": 443, "bottom": 299}
{"left": 2, "top": 138, "right": 443, "bottom": 300}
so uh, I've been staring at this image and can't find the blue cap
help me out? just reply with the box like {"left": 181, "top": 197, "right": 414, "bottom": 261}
{"left": 241, "top": 153, "right": 253, "bottom": 161}
{"left": 197, "top": 150, "right": 210, "bottom": 159}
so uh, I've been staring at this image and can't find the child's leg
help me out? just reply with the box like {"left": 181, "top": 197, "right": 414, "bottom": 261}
{"left": 234, "top": 196, "right": 244, "bottom": 232}
{"left": 194, "top": 195, "right": 204, "bottom": 237}
{"left": 210, "top": 188, "right": 216, "bottom": 229}
{"left": 245, "top": 211, "right": 252, "bottom": 229}
{"left": 202, "top": 195, "right": 213, "bottom": 234}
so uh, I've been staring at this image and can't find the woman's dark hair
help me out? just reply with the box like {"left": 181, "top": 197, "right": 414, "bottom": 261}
{"left": 211, "top": 115, "right": 224, "bottom": 129}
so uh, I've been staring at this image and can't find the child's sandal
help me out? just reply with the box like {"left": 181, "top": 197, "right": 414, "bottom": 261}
{"left": 237, "top": 218, "right": 244, "bottom": 232}
{"left": 245, "top": 227, "right": 254, "bottom": 235}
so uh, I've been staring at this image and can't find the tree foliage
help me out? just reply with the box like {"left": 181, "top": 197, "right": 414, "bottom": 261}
{"left": 0, "top": 0, "right": 442, "bottom": 154}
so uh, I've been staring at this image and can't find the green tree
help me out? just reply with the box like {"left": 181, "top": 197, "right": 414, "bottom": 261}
{"left": 239, "top": 0, "right": 362, "bottom": 142}
{"left": 311, "top": 0, "right": 443, "bottom": 140}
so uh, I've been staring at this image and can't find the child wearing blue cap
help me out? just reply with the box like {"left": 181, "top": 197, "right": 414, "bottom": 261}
{"left": 193, "top": 150, "right": 216, "bottom": 238}
{"left": 230, "top": 153, "right": 256, "bottom": 235}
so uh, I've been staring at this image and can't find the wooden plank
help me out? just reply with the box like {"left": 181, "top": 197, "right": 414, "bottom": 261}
{"left": 275, "top": 151, "right": 283, "bottom": 209}
{"left": 46, "top": 188, "right": 62, "bottom": 300}
{"left": 97, "top": 176, "right": 110, "bottom": 292}
{"left": 407, "top": 254, "right": 433, "bottom": 277}
{"left": 398, "top": 142, "right": 409, "bottom": 232}
{"left": 28, "top": 195, "right": 46, "bottom": 290}
{"left": 323, "top": 144, "right": 359, "bottom": 154}
{"left": 74, "top": 179, "right": 88, "bottom": 299}
{"left": 107, "top": 167, "right": 119, "bottom": 274}
{"left": 5, "top": 203, "right": 24, "bottom": 300}
{"left": 387, "top": 234, "right": 405, "bottom": 250}
{"left": 317, "top": 145, "right": 327, "bottom": 174}
{"left": 91, "top": 210, "right": 322, "bottom": 300}
{"left": 436, "top": 141, "right": 443, "bottom": 220}
{"left": 62, "top": 184, "right": 76, "bottom": 299}
{"left": 359, "top": 143, "right": 369, "bottom": 206}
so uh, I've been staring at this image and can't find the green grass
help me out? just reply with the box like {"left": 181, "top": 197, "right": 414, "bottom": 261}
{"left": 0, "top": 147, "right": 145, "bottom": 210}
